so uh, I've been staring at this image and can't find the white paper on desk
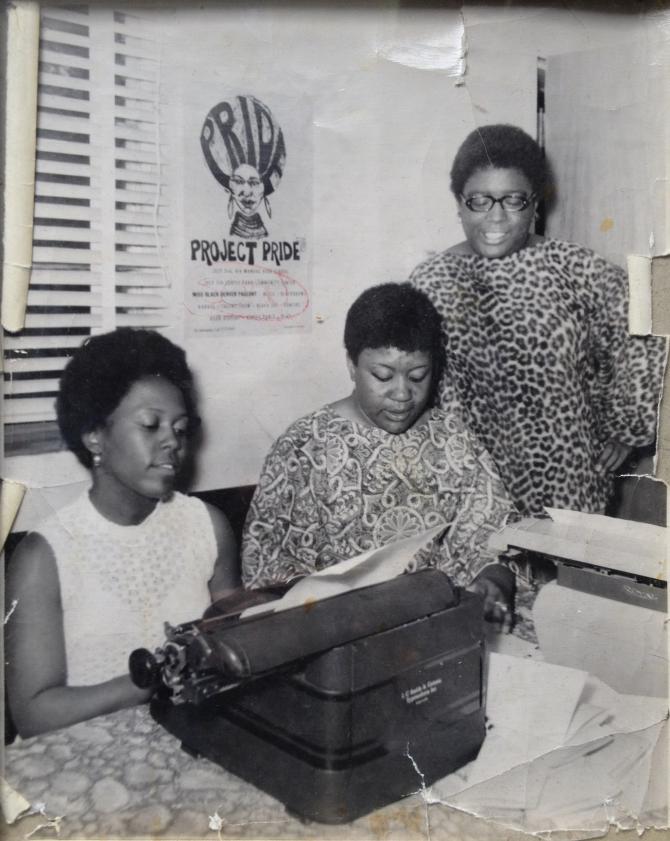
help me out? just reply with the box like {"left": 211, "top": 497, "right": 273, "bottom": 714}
{"left": 433, "top": 653, "right": 587, "bottom": 798}
{"left": 433, "top": 657, "right": 668, "bottom": 832}
{"left": 523, "top": 723, "right": 663, "bottom": 830}
{"left": 566, "top": 675, "right": 669, "bottom": 744}
{"left": 241, "top": 524, "right": 446, "bottom": 617}
{"left": 440, "top": 722, "right": 664, "bottom": 832}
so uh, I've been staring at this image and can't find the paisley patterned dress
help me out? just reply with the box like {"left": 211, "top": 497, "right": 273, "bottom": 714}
{"left": 241, "top": 407, "right": 512, "bottom": 589}
{"left": 410, "top": 239, "right": 667, "bottom": 515}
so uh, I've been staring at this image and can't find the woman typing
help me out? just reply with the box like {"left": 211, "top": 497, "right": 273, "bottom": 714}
{"left": 241, "top": 283, "right": 515, "bottom": 624}
{"left": 6, "top": 329, "right": 239, "bottom": 736}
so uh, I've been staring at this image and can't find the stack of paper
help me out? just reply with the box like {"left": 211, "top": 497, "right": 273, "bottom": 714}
{"left": 431, "top": 654, "right": 668, "bottom": 834}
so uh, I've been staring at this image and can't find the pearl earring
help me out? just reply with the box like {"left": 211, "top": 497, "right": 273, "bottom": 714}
{"left": 92, "top": 453, "right": 102, "bottom": 468}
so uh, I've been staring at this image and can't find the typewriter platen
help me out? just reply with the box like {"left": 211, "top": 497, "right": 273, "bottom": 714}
{"left": 130, "top": 569, "right": 487, "bottom": 824}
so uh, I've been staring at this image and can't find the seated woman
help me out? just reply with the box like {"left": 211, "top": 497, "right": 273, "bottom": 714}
{"left": 6, "top": 329, "right": 239, "bottom": 737}
{"left": 241, "top": 283, "right": 515, "bottom": 622}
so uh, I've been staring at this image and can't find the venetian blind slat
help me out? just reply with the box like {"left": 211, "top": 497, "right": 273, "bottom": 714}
{"left": 37, "top": 136, "right": 94, "bottom": 156}
{"left": 5, "top": 356, "right": 76, "bottom": 374}
{"left": 41, "top": 6, "right": 90, "bottom": 24}
{"left": 25, "top": 288, "right": 101, "bottom": 308}
{"left": 32, "top": 247, "right": 101, "bottom": 264}
{"left": 115, "top": 211, "right": 165, "bottom": 228}
{"left": 115, "top": 230, "right": 159, "bottom": 248}
{"left": 35, "top": 158, "right": 91, "bottom": 180}
{"left": 115, "top": 311, "right": 172, "bottom": 328}
{"left": 5, "top": 334, "right": 94, "bottom": 351}
{"left": 34, "top": 182, "right": 95, "bottom": 201}
{"left": 33, "top": 224, "right": 95, "bottom": 242}
{"left": 111, "top": 270, "right": 167, "bottom": 288}
{"left": 113, "top": 146, "right": 163, "bottom": 165}
{"left": 114, "top": 121, "right": 157, "bottom": 145}
{"left": 3, "top": 397, "right": 63, "bottom": 424}
{"left": 114, "top": 291, "right": 168, "bottom": 309}
{"left": 38, "top": 70, "right": 90, "bottom": 92}
{"left": 113, "top": 251, "right": 162, "bottom": 269}
{"left": 114, "top": 60, "right": 158, "bottom": 85}
{"left": 39, "top": 44, "right": 91, "bottom": 71}
{"left": 36, "top": 107, "right": 90, "bottom": 132}
{"left": 17, "top": 311, "right": 102, "bottom": 329}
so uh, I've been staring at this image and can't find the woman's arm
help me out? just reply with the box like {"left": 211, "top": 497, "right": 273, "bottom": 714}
{"left": 241, "top": 422, "right": 322, "bottom": 589}
{"left": 6, "top": 533, "right": 150, "bottom": 738}
{"left": 589, "top": 253, "right": 666, "bottom": 458}
{"left": 204, "top": 502, "right": 241, "bottom": 601}
{"left": 446, "top": 438, "right": 517, "bottom": 630}
{"left": 440, "top": 425, "right": 515, "bottom": 586}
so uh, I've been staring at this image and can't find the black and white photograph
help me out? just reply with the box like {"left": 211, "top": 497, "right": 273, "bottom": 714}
{"left": 2, "top": 2, "right": 669, "bottom": 840}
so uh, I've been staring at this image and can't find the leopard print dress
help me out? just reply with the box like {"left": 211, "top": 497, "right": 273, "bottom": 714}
{"left": 410, "top": 238, "right": 666, "bottom": 516}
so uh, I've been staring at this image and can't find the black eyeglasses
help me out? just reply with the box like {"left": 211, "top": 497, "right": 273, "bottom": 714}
{"left": 461, "top": 193, "right": 535, "bottom": 213}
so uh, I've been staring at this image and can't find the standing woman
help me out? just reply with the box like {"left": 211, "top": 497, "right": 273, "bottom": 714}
{"left": 410, "top": 124, "right": 666, "bottom": 516}
{"left": 6, "top": 329, "right": 239, "bottom": 737}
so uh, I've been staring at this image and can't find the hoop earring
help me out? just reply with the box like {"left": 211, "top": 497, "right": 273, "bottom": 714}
{"left": 264, "top": 196, "right": 272, "bottom": 218}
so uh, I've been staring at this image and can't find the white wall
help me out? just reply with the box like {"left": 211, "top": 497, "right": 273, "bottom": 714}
{"left": 164, "top": 4, "right": 469, "bottom": 491}
{"left": 6, "top": 3, "right": 659, "bottom": 530}
{"left": 544, "top": 36, "right": 667, "bottom": 267}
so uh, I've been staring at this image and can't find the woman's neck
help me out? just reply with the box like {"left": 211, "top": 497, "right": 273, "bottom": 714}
{"left": 330, "top": 394, "right": 374, "bottom": 428}
{"left": 330, "top": 394, "right": 431, "bottom": 432}
{"left": 88, "top": 479, "right": 159, "bottom": 526}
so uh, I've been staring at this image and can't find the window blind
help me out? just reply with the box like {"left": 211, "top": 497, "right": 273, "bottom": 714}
{"left": 3, "top": 5, "right": 171, "bottom": 454}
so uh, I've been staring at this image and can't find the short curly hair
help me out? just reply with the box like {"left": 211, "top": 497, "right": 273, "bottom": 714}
{"left": 56, "top": 328, "right": 197, "bottom": 468}
{"left": 344, "top": 283, "right": 445, "bottom": 400}
{"left": 450, "top": 124, "right": 548, "bottom": 197}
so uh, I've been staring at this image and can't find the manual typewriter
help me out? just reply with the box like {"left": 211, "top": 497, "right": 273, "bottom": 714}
{"left": 130, "top": 569, "right": 487, "bottom": 823}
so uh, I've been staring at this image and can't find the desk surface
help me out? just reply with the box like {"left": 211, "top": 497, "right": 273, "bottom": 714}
{"left": 4, "top": 704, "right": 528, "bottom": 841}
{"left": 4, "top": 628, "right": 664, "bottom": 841}
{"left": 4, "top": 584, "right": 666, "bottom": 840}
{"left": 3, "top": 624, "right": 544, "bottom": 841}
{"left": 2, "top": 600, "right": 544, "bottom": 841}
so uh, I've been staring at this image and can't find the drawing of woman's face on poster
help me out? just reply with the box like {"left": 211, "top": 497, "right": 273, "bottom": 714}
{"left": 229, "top": 164, "right": 264, "bottom": 216}
{"left": 200, "top": 96, "right": 286, "bottom": 239}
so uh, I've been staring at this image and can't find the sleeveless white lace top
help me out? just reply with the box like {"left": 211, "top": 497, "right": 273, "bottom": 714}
{"left": 35, "top": 491, "right": 217, "bottom": 686}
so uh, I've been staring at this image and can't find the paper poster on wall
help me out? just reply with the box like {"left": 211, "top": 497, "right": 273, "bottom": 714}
{"left": 183, "top": 92, "right": 312, "bottom": 336}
